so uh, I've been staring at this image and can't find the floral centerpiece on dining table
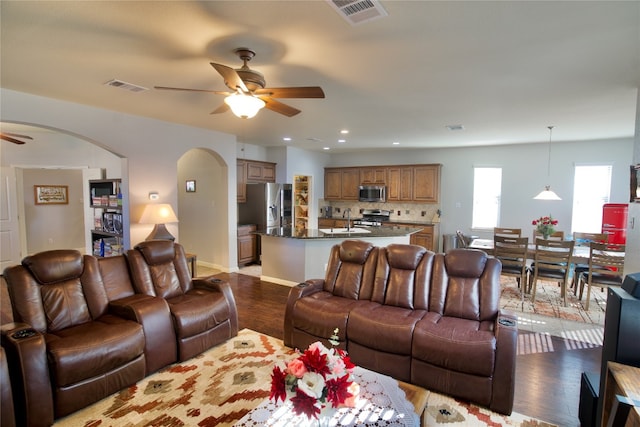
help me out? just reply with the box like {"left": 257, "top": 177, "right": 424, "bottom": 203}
{"left": 532, "top": 215, "right": 558, "bottom": 239}
{"left": 269, "top": 329, "right": 359, "bottom": 420}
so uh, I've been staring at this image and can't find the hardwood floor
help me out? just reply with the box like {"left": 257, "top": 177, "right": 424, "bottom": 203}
{"left": 218, "top": 272, "right": 601, "bottom": 427}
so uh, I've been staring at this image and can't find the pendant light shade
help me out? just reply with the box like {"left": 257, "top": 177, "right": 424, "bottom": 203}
{"left": 224, "top": 93, "right": 265, "bottom": 119}
{"left": 534, "top": 126, "right": 561, "bottom": 200}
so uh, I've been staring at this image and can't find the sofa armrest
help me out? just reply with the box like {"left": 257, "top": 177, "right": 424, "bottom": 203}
{"left": 193, "top": 277, "right": 239, "bottom": 337}
{"left": 109, "top": 294, "right": 177, "bottom": 375}
{"left": 0, "top": 323, "right": 54, "bottom": 427}
{"left": 490, "top": 309, "right": 518, "bottom": 415}
{"left": 283, "top": 280, "right": 325, "bottom": 347}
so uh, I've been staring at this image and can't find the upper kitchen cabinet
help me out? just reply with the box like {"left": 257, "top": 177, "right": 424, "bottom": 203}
{"left": 237, "top": 159, "right": 276, "bottom": 202}
{"left": 387, "top": 166, "right": 413, "bottom": 202}
{"left": 360, "top": 167, "right": 386, "bottom": 185}
{"left": 324, "top": 168, "right": 359, "bottom": 200}
{"left": 413, "top": 164, "right": 441, "bottom": 203}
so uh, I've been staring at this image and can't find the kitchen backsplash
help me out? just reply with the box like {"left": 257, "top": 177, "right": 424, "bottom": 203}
{"left": 319, "top": 200, "right": 441, "bottom": 223}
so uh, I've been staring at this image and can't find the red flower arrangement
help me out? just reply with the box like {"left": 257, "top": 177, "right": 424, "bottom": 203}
{"left": 269, "top": 329, "right": 359, "bottom": 420}
{"left": 532, "top": 215, "right": 558, "bottom": 238}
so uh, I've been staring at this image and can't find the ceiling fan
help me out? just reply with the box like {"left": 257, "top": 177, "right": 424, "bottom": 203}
{"left": 155, "top": 48, "right": 324, "bottom": 118}
{"left": 0, "top": 132, "right": 33, "bottom": 145}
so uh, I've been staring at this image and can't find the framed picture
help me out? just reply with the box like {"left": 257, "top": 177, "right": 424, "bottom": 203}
{"left": 631, "top": 165, "right": 640, "bottom": 203}
{"left": 186, "top": 180, "right": 196, "bottom": 193}
{"left": 34, "top": 185, "right": 68, "bottom": 205}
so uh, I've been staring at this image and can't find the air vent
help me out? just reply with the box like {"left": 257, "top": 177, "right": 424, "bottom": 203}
{"left": 326, "top": 0, "right": 388, "bottom": 25}
{"left": 446, "top": 124, "right": 465, "bottom": 131}
{"left": 104, "top": 79, "right": 148, "bottom": 93}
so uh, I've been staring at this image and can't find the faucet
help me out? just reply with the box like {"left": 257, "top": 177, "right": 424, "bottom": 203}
{"left": 343, "top": 208, "right": 351, "bottom": 231}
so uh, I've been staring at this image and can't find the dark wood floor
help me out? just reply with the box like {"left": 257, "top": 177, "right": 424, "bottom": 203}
{"left": 218, "top": 272, "right": 601, "bottom": 427}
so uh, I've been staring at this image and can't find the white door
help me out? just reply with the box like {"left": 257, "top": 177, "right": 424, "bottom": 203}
{"left": 0, "top": 167, "right": 21, "bottom": 270}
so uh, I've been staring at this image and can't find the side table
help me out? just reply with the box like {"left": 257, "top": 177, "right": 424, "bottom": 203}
{"left": 185, "top": 253, "right": 197, "bottom": 278}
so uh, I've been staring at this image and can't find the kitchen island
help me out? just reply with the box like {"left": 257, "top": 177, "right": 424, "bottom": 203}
{"left": 255, "top": 225, "right": 423, "bottom": 286}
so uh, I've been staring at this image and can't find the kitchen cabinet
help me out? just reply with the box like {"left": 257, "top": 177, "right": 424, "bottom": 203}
{"left": 324, "top": 168, "right": 359, "bottom": 200}
{"left": 360, "top": 167, "right": 386, "bottom": 184}
{"left": 386, "top": 222, "right": 437, "bottom": 252}
{"left": 237, "top": 224, "right": 257, "bottom": 266}
{"left": 89, "top": 179, "right": 123, "bottom": 257}
{"left": 317, "top": 218, "right": 348, "bottom": 228}
{"left": 413, "top": 165, "right": 441, "bottom": 203}
{"left": 237, "top": 159, "right": 276, "bottom": 202}
{"left": 387, "top": 167, "right": 413, "bottom": 201}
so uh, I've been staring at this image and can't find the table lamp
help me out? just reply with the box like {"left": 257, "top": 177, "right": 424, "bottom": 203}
{"left": 139, "top": 203, "right": 178, "bottom": 241}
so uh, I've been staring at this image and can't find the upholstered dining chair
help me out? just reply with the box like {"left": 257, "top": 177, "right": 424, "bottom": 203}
{"left": 528, "top": 238, "right": 575, "bottom": 307}
{"left": 494, "top": 227, "right": 522, "bottom": 237}
{"left": 576, "top": 242, "right": 625, "bottom": 310}
{"left": 493, "top": 235, "right": 529, "bottom": 296}
{"left": 571, "top": 232, "right": 608, "bottom": 293}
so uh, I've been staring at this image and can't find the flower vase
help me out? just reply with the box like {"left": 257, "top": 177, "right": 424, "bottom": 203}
{"left": 317, "top": 406, "right": 336, "bottom": 427}
{"left": 543, "top": 232, "right": 550, "bottom": 240}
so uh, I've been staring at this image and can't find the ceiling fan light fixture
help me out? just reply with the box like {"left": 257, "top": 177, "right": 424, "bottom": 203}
{"left": 224, "top": 93, "right": 265, "bottom": 119}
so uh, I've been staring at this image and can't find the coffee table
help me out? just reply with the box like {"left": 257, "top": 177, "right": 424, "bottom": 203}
{"left": 234, "top": 366, "right": 426, "bottom": 426}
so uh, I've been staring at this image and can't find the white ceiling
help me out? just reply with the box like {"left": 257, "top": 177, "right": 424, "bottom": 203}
{"left": 1, "top": 1, "right": 638, "bottom": 153}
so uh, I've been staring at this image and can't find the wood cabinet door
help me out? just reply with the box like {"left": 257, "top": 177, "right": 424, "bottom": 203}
{"left": 238, "top": 235, "right": 256, "bottom": 265}
{"left": 318, "top": 218, "right": 335, "bottom": 228}
{"left": 413, "top": 165, "right": 440, "bottom": 203}
{"left": 324, "top": 169, "right": 342, "bottom": 200}
{"left": 261, "top": 164, "right": 275, "bottom": 182}
{"left": 341, "top": 169, "right": 360, "bottom": 200}
{"left": 360, "top": 167, "right": 386, "bottom": 184}
{"left": 399, "top": 167, "right": 413, "bottom": 201}
{"left": 410, "top": 230, "right": 434, "bottom": 251}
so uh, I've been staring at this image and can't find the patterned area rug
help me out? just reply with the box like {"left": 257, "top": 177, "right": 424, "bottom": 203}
{"left": 499, "top": 277, "right": 606, "bottom": 325}
{"left": 54, "top": 329, "right": 556, "bottom": 427}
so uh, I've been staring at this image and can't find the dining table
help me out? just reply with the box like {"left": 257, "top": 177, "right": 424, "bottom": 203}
{"left": 468, "top": 238, "right": 625, "bottom": 264}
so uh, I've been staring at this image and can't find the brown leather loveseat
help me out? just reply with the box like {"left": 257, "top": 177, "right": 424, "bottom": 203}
{"left": 284, "top": 240, "right": 518, "bottom": 415}
{"left": 1, "top": 241, "right": 238, "bottom": 426}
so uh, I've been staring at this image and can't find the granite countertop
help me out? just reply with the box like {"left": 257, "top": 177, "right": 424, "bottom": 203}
{"left": 318, "top": 217, "right": 437, "bottom": 226}
{"left": 255, "top": 225, "right": 424, "bottom": 239}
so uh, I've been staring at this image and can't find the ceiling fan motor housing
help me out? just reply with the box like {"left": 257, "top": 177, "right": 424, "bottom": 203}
{"left": 235, "top": 68, "right": 265, "bottom": 92}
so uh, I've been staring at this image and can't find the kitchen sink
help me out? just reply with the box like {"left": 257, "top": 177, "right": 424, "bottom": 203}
{"left": 319, "top": 228, "right": 371, "bottom": 234}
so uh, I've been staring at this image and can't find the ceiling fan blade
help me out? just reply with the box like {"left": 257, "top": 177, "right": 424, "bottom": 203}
{"left": 210, "top": 103, "right": 230, "bottom": 115}
{"left": 210, "top": 62, "right": 249, "bottom": 93}
{"left": 254, "top": 87, "right": 325, "bottom": 99}
{"left": 154, "top": 86, "right": 230, "bottom": 95}
{"left": 0, "top": 132, "right": 29, "bottom": 144}
{"left": 258, "top": 96, "right": 301, "bottom": 117}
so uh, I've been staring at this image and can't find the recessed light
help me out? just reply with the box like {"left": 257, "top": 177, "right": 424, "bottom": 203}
{"left": 392, "top": 141, "right": 400, "bottom": 145}
{"left": 338, "top": 139, "right": 346, "bottom": 143}
{"left": 323, "top": 147, "right": 330, "bottom": 150}
{"left": 283, "top": 137, "right": 292, "bottom": 141}
{"left": 340, "top": 130, "right": 349, "bottom": 134}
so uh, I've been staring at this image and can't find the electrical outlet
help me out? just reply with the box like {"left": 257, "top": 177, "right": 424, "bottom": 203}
{"left": 359, "top": 208, "right": 364, "bottom": 214}
{"left": 397, "top": 210, "right": 401, "bottom": 216}
{"left": 336, "top": 207, "right": 341, "bottom": 213}
{"left": 421, "top": 211, "right": 426, "bottom": 217}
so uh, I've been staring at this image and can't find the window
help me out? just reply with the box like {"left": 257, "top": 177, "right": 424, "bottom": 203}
{"left": 472, "top": 167, "right": 502, "bottom": 229}
{"left": 571, "top": 165, "right": 612, "bottom": 233}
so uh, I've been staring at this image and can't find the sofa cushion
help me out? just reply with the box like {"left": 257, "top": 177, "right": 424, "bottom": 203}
{"left": 347, "top": 303, "right": 426, "bottom": 354}
{"left": 22, "top": 250, "right": 83, "bottom": 285}
{"left": 412, "top": 313, "right": 496, "bottom": 377}
{"left": 291, "top": 292, "right": 361, "bottom": 342}
{"left": 47, "top": 315, "right": 144, "bottom": 387}
{"left": 167, "top": 290, "right": 230, "bottom": 338}
{"left": 135, "top": 240, "right": 176, "bottom": 265}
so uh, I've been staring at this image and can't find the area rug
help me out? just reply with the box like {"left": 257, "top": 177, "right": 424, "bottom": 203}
{"left": 54, "top": 329, "right": 556, "bottom": 427}
{"left": 499, "top": 277, "right": 606, "bottom": 326}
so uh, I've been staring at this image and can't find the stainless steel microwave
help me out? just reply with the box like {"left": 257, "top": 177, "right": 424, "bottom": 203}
{"left": 358, "top": 185, "right": 386, "bottom": 202}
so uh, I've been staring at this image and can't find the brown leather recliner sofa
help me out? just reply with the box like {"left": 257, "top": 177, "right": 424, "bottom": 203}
{"left": 1, "top": 241, "right": 238, "bottom": 427}
{"left": 284, "top": 240, "right": 518, "bottom": 415}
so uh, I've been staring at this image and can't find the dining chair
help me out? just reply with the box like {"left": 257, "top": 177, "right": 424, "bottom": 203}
{"left": 494, "top": 227, "right": 522, "bottom": 237}
{"left": 456, "top": 230, "right": 469, "bottom": 248}
{"left": 533, "top": 230, "right": 565, "bottom": 240}
{"left": 576, "top": 242, "right": 625, "bottom": 310}
{"left": 493, "top": 235, "right": 529, "bottom": 296}
{"left": 528, "top": 238, "right": 575, "bottom": 307}
{"left": 571, "top": 232, "right": 608, "bottom": 293}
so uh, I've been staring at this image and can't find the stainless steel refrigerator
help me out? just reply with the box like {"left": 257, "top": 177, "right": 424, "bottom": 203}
{"left": 238, "top": 183, "right": 292, "bottom": 231}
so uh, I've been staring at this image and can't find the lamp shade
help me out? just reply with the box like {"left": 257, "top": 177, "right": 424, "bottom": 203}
{"left": 534, "top": 186, "right": 562, "bottom": 201}
{"left": 224, "top": 93, "right": 265, "bottom": 119}
{"left": 139, "top": 203, "right": 178, "bottom": 224}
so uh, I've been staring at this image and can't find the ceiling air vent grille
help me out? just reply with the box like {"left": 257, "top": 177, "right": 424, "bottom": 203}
{"left": 326, "top": 0, "right": 388, "bottom": 25}
{"left": 104, "top": 79, "right": 148, "bottom": 93}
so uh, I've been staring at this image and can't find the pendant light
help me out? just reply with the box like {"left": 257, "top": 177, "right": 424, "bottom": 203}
{"left": 534, "top": 126, "right": 562, "bottom": 200}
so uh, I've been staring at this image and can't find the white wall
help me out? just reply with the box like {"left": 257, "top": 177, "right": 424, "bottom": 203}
{"left": 2, "top": 88, "right": 239, "bottom": 271}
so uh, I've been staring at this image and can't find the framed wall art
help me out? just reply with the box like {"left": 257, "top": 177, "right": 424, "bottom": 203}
{"left": 631, "top": 164, "right": 640, "bottom": 203}
{"left": 34, "top": 185, "right": 69, "bottom": 205}
{"left": 186, "top": 180, "right": 196, "bottom": 193}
